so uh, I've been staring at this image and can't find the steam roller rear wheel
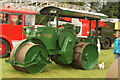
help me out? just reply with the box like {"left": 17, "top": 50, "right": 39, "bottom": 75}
{"left": 10, "top": 43, "right": 48, "bottom": 73}
{"left": 72, "top": 42, "right": 98, "bottom": 70}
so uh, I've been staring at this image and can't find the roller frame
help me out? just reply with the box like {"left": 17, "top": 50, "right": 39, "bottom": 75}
{"left": 7, "top": 38, "right": 49, "bottom": 67}
{"left": 6, "top": 52, "right": 48, "bottom": 67}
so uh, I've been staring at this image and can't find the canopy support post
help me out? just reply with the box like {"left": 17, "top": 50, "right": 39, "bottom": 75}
{"left": 96, "top": 19, "right": 99, "bottom": 43}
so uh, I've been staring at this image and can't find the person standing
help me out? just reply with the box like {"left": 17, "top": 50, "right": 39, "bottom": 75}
{"left": 113, "top": 31, "right": 120, "bottom": 59}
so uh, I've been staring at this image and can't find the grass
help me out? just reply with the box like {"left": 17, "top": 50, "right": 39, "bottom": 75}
{"left": 0, "top": 47, "right": 115, "bottom": 78}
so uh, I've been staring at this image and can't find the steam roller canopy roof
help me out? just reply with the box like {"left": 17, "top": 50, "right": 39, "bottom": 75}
{"left": 40, "top": 6, "right": 107, "bottom": 19}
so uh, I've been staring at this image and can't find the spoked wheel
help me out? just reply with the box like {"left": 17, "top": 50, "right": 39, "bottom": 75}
{"left": 10, "top": 43, "right": 48, "bottom": 73}
{"left": 72, "top": 42, "right": 98, "bottom": 70}
{"left": 0, "top": 39, "right": 10, "bottom": 58}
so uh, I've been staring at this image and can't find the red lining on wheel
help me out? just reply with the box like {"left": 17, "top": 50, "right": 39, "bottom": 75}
{"left": 0, "top": 43, "right": 6, "bottom": 55}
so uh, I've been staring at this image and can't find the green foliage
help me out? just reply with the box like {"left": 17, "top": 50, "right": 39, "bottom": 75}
{"left": 99, "top": 2, "right": 119, "bottom": 18}
{"left": 90, "top": 2, "right": 119, "bottom": 18}
{"left": 63, "top": 2, "right": 85, "bottom": 6}
{"left": 90, "top": 2, "right": 102, "bottom": 12}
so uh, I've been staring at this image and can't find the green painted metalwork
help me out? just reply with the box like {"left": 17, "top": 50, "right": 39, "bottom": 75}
{"left": 81, "top": 44, "right": 98, "bottom": 70}
{"left": 7, "top": 39, "right": 49, "bottom": 73}
{"left": 40, "top": 27, "right": 57, "bottom": 50}
{"left": 58, "top": 29, "right": 76, "bottom": 48}
{"left": 6, "top": 6, "right": 107, "bottom": 73}
{"left": 79, "top": 37, "right": 97, "bottom": 45}
{"left": 24, "top": 44, "right": 48, "bottom": 73}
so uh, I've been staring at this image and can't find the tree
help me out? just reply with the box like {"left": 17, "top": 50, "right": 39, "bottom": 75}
{"left": 90, "top": 1, "right": 107, "bottom": 12}
{"left": 63, "top": 2, "right": 85, "bottom": 6}
{"left": 100, "top": 2, "right": 119, "bottom": 18}
{"left": 90, "top": 2, "right": 119, "bottom": 18}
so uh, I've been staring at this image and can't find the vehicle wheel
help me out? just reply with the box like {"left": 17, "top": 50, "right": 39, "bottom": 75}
{"left": 102, "top": 38, "right": 111, "bottom": 50}
{"left": 0, "top": 39, "right": 10, "bottom": 58}
{"left": 10, "top": 44, "right": 48, "bottom": 73}
{"left": 72, "top": 42, "right": 98, "bottom": 70}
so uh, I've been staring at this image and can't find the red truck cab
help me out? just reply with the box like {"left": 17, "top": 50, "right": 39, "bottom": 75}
{"left": 0, "top": 7, "right": 36, "bottom": 57}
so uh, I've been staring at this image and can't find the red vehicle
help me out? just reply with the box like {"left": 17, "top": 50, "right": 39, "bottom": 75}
{"left": 0, "top": 7, "right": 36, "bottom": 57}
{"left": 58, "top": 17, "right": 109, "bottom": 36}
{"left": 58, "top": 17, "right": 114, "bottom": 49}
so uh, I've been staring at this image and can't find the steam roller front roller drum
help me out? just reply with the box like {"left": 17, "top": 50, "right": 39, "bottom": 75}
{"left": 10, "top": 44, "right": 48, "bottom": 73}
{"left": 72, "top": 42, "right": 98, "bottom": 70}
